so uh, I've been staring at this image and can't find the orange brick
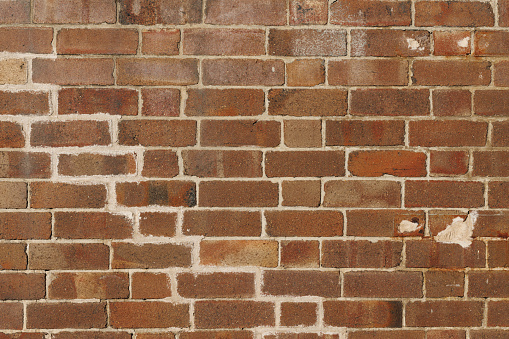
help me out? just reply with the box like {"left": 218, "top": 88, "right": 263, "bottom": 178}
{"left": 349, "top": 151, "right": 426, "bottom": 177}
{"left": 132, "top": 272, "right": 172, "bottom": 299}
{"left": 142, "top": 29, "right": 180, "bottom": 55}
{"left": 287, "top": 59, "right": 325, "bottom": 87}
{"left": 200, "top": 240, "right": 278, "bottom": 267}
{"left": 265, "top": 210, "right": 343, "bottom": 237}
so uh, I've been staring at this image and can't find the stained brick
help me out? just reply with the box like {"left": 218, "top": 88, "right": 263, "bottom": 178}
{"left": 434, "top": 31, "right": 471, "bottom": 56}
{"left": 202, "top": 59, "right": 284, "bottom": 86}
{"left": 112, "top": 243, "right": 191, "bottom": 269}
{"left": 142, "top": 29, "right": 180, "bottom": 55}
{"left": 329, "top": 60, "right": 408, "bottom": 86}
{"left": 412, "top": 60, "right": 491, "bottom": 86}
{"left": 57, "top": 29, "right": 138, "bottom": 55}
{"left": 346, "top": 210, "right": 425, "bottom": 237}
{"left": 322, "top": 240, "right": 403, "bottom": 268}
{"left": 200, "top": 240, "right": 278, "bottom": 267}
{"left": 48, "top": 272, "right": 129, "bottom": 299}
{"left": 324, "top": 180, "right": 401, "bottom": 208}
{"left": 269, "top": 29, "right": 346, "bottom": 56}
{"left": 287, "top": 59, "right": 325, "bottom": 87}
{"left": 262, "top": 270, "right": 340, "bottom": 297}
{"left": 54, "top": 212, "right": 133, "bottom": 239}
{"left": 195, "top": 301, "right": 274, "bottom": 329}
{"left": 405, "top": 240, "right": 486, "bottom": 268}
{"left": 31, "top": 121, "right": 111, "bottom": 147}
{"left": 118, "top": 120, "right": 196, "bottom": 147}
{"left": 265, "top": 210, "right": 343, "bottom": 237}
{"left": 58, "top": 88, "right": 138, "bottom": 116}
{"left": 0, "top": 152, "right": 51, "bottom": 179}
{"left": 116, "top": 181, "right": 196, "bottom": 207}
{"left": 406, "top": 301, "right": 483, "bottom": 327}
{"left": 199, "top": 181, "right": 278, "bottom": 207}
{"left": 110, "top": 302, "right": 189, "bottom": 328}
{"left": 58, "top": 153, "right": 136, "bottom": 176}
{"left": 425, "top": 270, "right": 464, "bottom": 298}
{"left": 32, "top": 58, "right": 115, "bottom": 85}
{"left": 349, "top": 151, "right": 426, "bottom": 177}
{"left": 344, "top": 271, "right": 423, "bottom": 298}
{"left": 281, "top": 241, "right": 320, "bottom": 268}
{"left": 330, "top": 0, "right": 411, "bottom": 26}
{"left": 351, "top": 30, "right": 430, "bottom": 57}
{"left": 34, "top": 0, "right": 116, "bottom": 23}
{"left": 119, "top": 0, "right": 202, "bottom": 24}
{"left": 183, "top": 150, "right": 262, "bottom": 178}
{"left": 269, "top": 89, "right": 347, "bottom": 117}
{"left": 205, "top": 0, "right": 285, "bottom": 25}
{"left": 117, "top": 58, "right": 199, "bottom": 86}
{"left": 289, "top": 0, "right": 328, "bottom": 25}
{"left": 0, "top": 213, "right": 51, "bottom": 240}
{"left": 29, "top": 243, "right": 109, "bottom": 270}
{"left": 415, "top": 1, "right": 494, "bottom": 27}
{"left": 183, "top": 210, "right": 261, "bottom": 237}
{"left": 324, "top": 301, "right": 402, "bottom": 328}
{"left": 0, "top": 273, "right": 45, "bottom": 300}
{"left": 326, "top": 120, "right": 405, "bottom": 146}
{"left": 177, "top": 272, "right": 254, "bottom": 298}
{"left": 351, "top": 89, "right": 430, "bottom": 116}
{"left": 184, "top": 29, "right": 265, "bottom": 56}
{"left": 186, "top": 89, "right": 264, "bottom": 116}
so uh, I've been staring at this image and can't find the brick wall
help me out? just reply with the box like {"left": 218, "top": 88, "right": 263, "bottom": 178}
{"left": 0, "top": 0, "right": 508, "bottom": 337}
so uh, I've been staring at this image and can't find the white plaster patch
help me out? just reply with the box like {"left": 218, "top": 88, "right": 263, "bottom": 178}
{"left": 406, "top": 38, "right": 423, "bottom": 51}
{"left": 457, "top": 37, "right": 470, "bottom": 48}
{"left": 398, "top": 220, "right": 421, "bottom": 233}
{"left": 435, "top": 211, "right": 478, "bottom": 248}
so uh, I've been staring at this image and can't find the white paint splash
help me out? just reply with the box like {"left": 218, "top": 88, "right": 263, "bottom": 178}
{"left": 435, "top": 211, "right": 478, "bottom": 248}
{"left": 398, "top": 220, "right": 421, "bottom": 233}
{"left": 457, "top": 37, "right": 470, "bottom": 48}
{"left": 406, "top": 38, "right": 424, "bottom": 51}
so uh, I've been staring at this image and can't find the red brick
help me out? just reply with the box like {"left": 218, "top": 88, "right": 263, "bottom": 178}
{"left": 427, "top": 330, "right": 465, "bottom": 339}
{"left": 280, "top": 302, "right": 317, "bottom": 327}
{"left": 200, "top": 240, "right": 278, "bottom": 267}
{"left": 34, "top": 0, "right": 116, "bottom": 23}
{"left": 265, "top": 334, "right": 339, "bottom": 339}
{"left": 0, "top": 152, "right": 51, "bottom": 179}
{"left": 412, "top": 60, "right": 491, "bottom": 86}
{"left": 349, "top": 151, "right": 426, "bottom": 177}
{"left": 185, "top": 89, "right": 264, "bottom": 117}
{"left": 195, "top": 301, "right": 274, "bottom": 329}
{"left": 490, "top": 181, "right": 509, "bottom": 208}
{"left": 329, "top": 59, "right": 408, "bottom": 86}
{"left": 58, "top": 88, "right": 138, "bottom": 115}
{"left": 493, "top": 122, "right": 509, "bottom": 147}
{"left": 31, "top": 121, "right": 111, "bottom": 147}
{"left": 132, "top": 272, "right": 172, "bottom": 299}
{"left": 0, "top": 333, "right": 46, "bottom": 339}
{"left": 30, "top": 183, "right": 107, "bottom": 209}
{"left": 262, "top": 270, "right": 340, "bottom": 297}
{"left": 202, "top": 59, "right": 284, "bottom": 86}
{"left": 351, "top": 89, "right": 429, "bottom": 116}
{"left": 475, "top": 31, "right": 509, "bottom": 56}
{"left": 488, "top": 301, "right": 509, "bottom": 326}
{"left": 352, "top": 29, "right": 430, "bottom": 57}
{"left": 0, "top": 91, "right": 50, "bottom": 115}
{"left": 405, "top": 240, "right": 486, "bottom": 268}
{"left": 58, "top": 153, "right": 136, "bottom": 176}
{"left": 116, "top": 181, "right": 196, "bottom": 207}
{"left": 48, "top": 272, "right": 129, "bottom": 299}
{"left": 471, "top": 330, "right": 509, "bottom": 339}
{"left": 112, "top": 243, "right": 191, "bottom": 269}
{"left": 495, "top": 61, "right": 509, "bottom": 87}
{"left": 269, "top": 89, "right": 347, "bottom": 117}
{"left": 118, "top": 120, "right": 196, "bottom": 146}
{"left": 0, "top": 122, "right": 24, "bottom": 148}
{"left": 322, "top": 240, "right": 402, "bottom": 268}
{"left": 57, "top": 29, "right": 138, "bottom": 55}
{"left": 405, "top": 180, "right": 484, "bottom": 208}
{"left": 177, "top": 272, "right": 254, "bottom": 298}
{"left": 415, "top": 1, "right": 494, "bottom": 27}
{"left": 266, "top": 151, "right": 344, "bottom": 177}
{"left": 183, "top": 210, "right": 261, "bottom": 237}
{"left": 324, "top": 301, "right": 402, "bottom": 328}
{"left": 269, "top": 29, "right": 346, "bottom": 56}
{"left": 117, "top": 58, "right": 198, "bottom": 86}
{"left": 348, "top": 331, "right": 424, "bottom": 339}
{"left": 139, "top": 212, "right": 177, "bottom": 237}
{"left": 0, "top": 0, "right": 30, "bottom": 23}
{"left": 281, "top": 240, "right": 320, "bottom": 268}
{"left": 468, "top": 271, "right": 509, "bottom": 298}
{"left": 0, "top": 303, "right": 23, "bottom": 330}
{"left": 0, "top": 273, "right": 45, "bottom": 300}
{"left": 201, "top": 120, "right": 280, "bottom": 147}
{"left": 29, "top": 243, "right": 109, "bottom": 270}
{"left": 142, "top": 29, "right": 180, "bottom": 55}
{"left": 409, "top": 120, "right": 487, "bottom": 147}
{"left": 326, "top": 120, "right": 405, "bottom": 146}
{"left": 324, "top": 180, "right": 401, "bottom": 208}
{"left": 142, "top": 150, "right": 179, "bottom": 178}
{"left": 475, "top": 90, "right": 509, "bottom": 117}
{"left": 330, "top": 0, "right": 411, "bottom": 26}
{"left": 119, "top": 0, "right": 201, "bottom": 24}
{"left": 425, "top": 270, "right": 464, "bottom": 298}
{"left": 490, "top": 241, "right": 509, "bottom": 268}
{"left": 434, "top": 31, "right": 471, "bottom": 56}
{"left": 183, "top": 150, "right": 262, "bottom": 178}
{"left": 141, "top": 88, "right": 180, "bottom": 117}
{"left": 110, "top": 302, "right": 189, "bottom": 328}
{"left": 344, "top": 271, "right": 422, "bottom": 298}
{"left": 205, "top": 0, "right": 285, "bottom": 25}
{"left": 282, "top": 180, "right": 321, "bottom": 207}
{"left": 184, "top": 29, "right": 265, "bottom": 56}
{"left": 199, "top": 181, "right": 278, "bottom": 207}
{"left": 0, "top": 27, "right": 53, "bottom": 54}
{"left": 287, "top": 59, "right": 325, "bottom": 87}
{"left": 0, "top": 213, "right": 51, "bottom": 240}
{"left": 473, "top": 151, "right": 509, "bottom": 177}
{"left": 33, "top": 58, "right": 114, "bottom": 85}
{"left": 346, "top": 210, "right": 425, "bottom": 237}
{"left": 54, "top": 212, "right": 132, "bottom": 239}
{"left": 429, "top": 210, "right": 509, "bottom": 238}
{"left": 27, "top": 302, "right": 107, "bottom": 329}
{"left": 265, "top": 210, "right": 343, "bottom": 237}
{"left": 52, "top": 333, "right": 130, "bottom": 339}
{"left": 432, "top": 89, "right": 471, "bottom": 116}
{"left": 0, "top": 244, "right": 27, "bottom": 270}
{"left": 290, "top": 0, "right": 328, "bottom": 25}
{"left": 180, "top": 332, "right": 252, "bottom": 339}
{"left": 406, "top": 301, "right": 483, "bottom": 327}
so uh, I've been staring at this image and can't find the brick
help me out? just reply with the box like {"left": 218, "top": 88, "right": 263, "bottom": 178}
{"left": 27, "top": 302, "right": 107, "bottom": 329}
{"left": 58, "top": 153, "right": 136, "bottom": 176}
{"left": 177, "top": 272, "right": 254, "bottom": 298}
{"left": 48, "top": 272, "right": 129, "bottom": 299}
{"left": 0, "top": 182, "right": 27, "bottom": 209}
{"left": 405, "top": 180, "right": 484, "bottom": 208}
{"left": 0, "top": 273, "right": 45, "bottom": 300}
{"left": 415, "top": 1, "right": 494, "bottom": 27}
{"left": 33, "top": 58, "right": 114, "bottom": 85}
{"left": 265, "top": 210, "right": 343, "bottom": 237}
{"left": 475, "top": 31, "right": 509, "bottom": 56}
{"left": 0, "top": 91, "right": 49, "bottom": 116}
{"left": 502, "top": 0, "right": 509, "bottom": 26}
{"left": 324, "top": 301, "right": 402, "bottom": 328}
{"left": 281, "top": 240, "right": 320, "bottom": 268}
{"left": 282, "top": 180, "right": 321, "bottom": 207}
{"left": 326, "top": 120, "right": 405, "bottom": 146}
{"left": 346, "top": 210, "right": 425, "bottom": 237}
{"left": 349, "top": 151, "right": 426, "bottom": 177}
{"left": 0, "top": 0, "right": 30, "bottom": 23}
{"left": 409, "top": 120, "right": 487, "bottom": 147}
{"left": 352, "top": 29, "right": 430, "bottom": 57}
{"left": 0, "top": 244, "right": 27, "bottom": 270}
{"left": 184, "top": 29, "right": 265, "bottom": 56}
{"left": 183, "top": 150, "right": 262, "bottom": 178}
{"left": 202, "top": 59, "right": 284, "bottom": 86}
{"left": 31, "top": 121, "right": 111, "bottom": 147}
{"left": 199, "top": 181, "right": 278, "bottom": 207}
{"left": 195, "top": 301, "right": 274, "bottom": 329}
{"left": 54, "top": 212, "right": 133, "bottom": 239}
{"left": 135, "top": 334, "right": 175, "bottom": 339}
{"left": 427, "top": 331, "right": 465, "bottom": 339}
{"left": 30, "top": 183, "right": 106, "bottom": 209}
{"left": 116, "top": 181, "right": 196, "bottom": 207}
{"left": 475, "top": 90, "right": 509, "bottom": 117}
{"left": 0, "top": 303, "right": 23, "bottom": 329}
{"left": 142, "top": 150, "right": 179, "bottom": 178}
{"left": 34, "top": 0, "right": 116, "bottom": 23}
{"left": 29, "top": 243, "right": 109, "bottom": 270}
{"left": 132, "top": 272, "right": 171, "bottom": 299}
{"left": 488, "top": 301, "right": 509, "bottom": 326}
{"left": 52, "top": 333, "right": 130, "bottom": 339}
{"left": 406, "top": 301, "right": 483, "bottom": 327}
{"left": 269, "top": 89, "right": 347, "bottom": 117}
{"left": 490, "top": 181, "right": 509, "bottom": 208}
{"left": 112, "top": 243, "right": 191, "bottom": 269}
{"left": 142, "top": 29, "right": 180, "bottom": 55}
{"left": 471, "top": 330, "right": 509, "bottom": 339}
{"left": 490, "top": 240, "right": 509, "bottom": 267}
{"left": 117, "top": 58, "right": 198, "bottom": 86}
{"left": 329, "top": 60, "right": 408, "bottom": 86}
{"left": 0, "top": 122, "right": 24, "bottom": 148}
{"left": 119, "top": 0, "right": 201, "bottom": 24}
{"left": 495, "top": 61, "right": 509, "bottom": 87}
{"left": 493, "top": 122, "right": 509, "bottom": 147}
{"left": 262, "top": 270, "right": 340, "bottom": 297}
{"left": 0, "top": 152, "right": 51, "bottom": 179}
{"left": 269, "top": 29, "right": 346, "bottom": 56}
{"left": 425, "top": 270, "right": 464, "bottom": 298}
{"left": 344, "top": 271, "right": 423, "bottom": 298}
{"left": 186, "top": 89, "right": 264, "bottom": 116}
{"left": 201, "top": 120, "right": 280, "bottom": 147}
{"left": 205, "top": 0, "right": 285, "bottom": 25}
{"left": 330, "top": 0, "right": 411, "bottom": 26}
{"left": 0, "top": 334, "right": 46, "bottom": 339}
{"left": 429, "top": 210, "right": 509, "bottom": 238}
{"left": 200, "top": 240, "right": 278, "bottom": 267}
{"left": 118, "top": 120, "right": 196, "bottom": 147}
{"left": 351, "top": 89, "right": 429, "bottom": 116}
{"left": 405, "top": 240, "right": 486, "bottom": 268}
{"left": 432, "top": 89, "right": 471, "bottom": 116}
{"left": 0, "top": 28, "right": 53, "bottom": 54}
{"left": 0, "top": 60, "right": 26, "bottom": 85}
{"left": 183, "top": 210, "right": 261, "bottom": 237}
{"left": 140, "top": 212, "right": 177, "bottom": 237}
{"left": 266, "top": 151, "right": 344, "bottom": 177}
{"left": 57, "top": 29, "right": 138, "bottom": 55}
{"left": 142, "top": 88, "right": 179, "bottom": 117}
{"left": 412, "top": 60, "right": 491, "bottom": 86}
{"left": 468, "top": 271, "right": 509, "bottom": 297}
{"left": 290, "top": 0, "right": 327, "bottom": 25}
{"left": 58, "top": 88, "right": 138, "bottom": 115}
{"left": 473, "top": 151, "right": 509, "bottom": 177}
{"left": 265, "top": 335, "right": 339, "bottom": 339}
{"left": 348, "top": 331, "right": 425, "bottom": 339}
{"left": 110, "top": 302, "right": 189, "bottom": 328}
{"left": 322, "top": 240, "right": 402, "bottom": 268}
{"left": 287, "top": 59, "right": 325, "bottom": 87}
{"left": 0, "top": 213, "right": 51, "bottom": 240}
{"left": 181, "top": 332, "right": 251, "bottom": 339}
{"left": 434, "top": 31, "right": 471, "bottom": 56}
{"left": 324, "top": 180, "right": 401, "bottom": 208}
{"left": 280, "top": 302, "right": 317, "bottom": 327}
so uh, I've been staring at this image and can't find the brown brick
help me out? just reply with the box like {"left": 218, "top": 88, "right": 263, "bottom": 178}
{"left": 31, "top": 121, "right": 111, "bottom": 147}
{"left": 282, "top": 180, "right": 321, "bottom": 207}
{"left": 183, "top": 150, "right": 262, "bottom": 178}
{"left": 415, "top": 1, "right": 494, "bottom": 27}
{"left": 0, "top": 91, "right": 49, "bottom": 116}
{"left": 269, "top": 29, "right": 346, "bottom": 56}
{"left": 434, "top": 31, "right": 471, "bottom": 56}
{"left": 412, "top": 60, "right": 491, "bottom": 86}
{"left": 200, "top": 240, "right": 278, "bottom": 267}
{"left": 473, "top": 151, "right": 509, "bottom": 177}
{"left": 116, "top": 181, "right": 196, "bottom": 207}
{"left": 142, "top": 88, "right": 180, "bottom": 116}
{"left": 285, "top": 120, "right": 322, "bottom": 147}
{"left": 110, "top": 302, "right": 189, "bottom": 328}
{"left": 58, "top": 153, "right": 136, "bottom": 176}
{"left": 183, "top": 210, "right": 261, "bottom": 237}
{"left": 280, "top": 302, "right": 317, "bottom": 327}
{"left": 30, "top": 183, "right": 106, "bottom": 209}
{"left": 490, "top": 181, "right": 509, "bottom": 208}
{"left": 351, "top": 89, "right": 429, "bottom": 116}
{"left": 58, "top": 88, "right": 138, "bottom": 115}
{"left": 324, "top": 180, "right": 401, "bottom": 208}
{"left": 265, "top": 334, "right": 339, "bottom": 339}
{"left": 0, "top": 213, "right": 51, "bottom": 240}
{"left": 33, "top": 58, "right": 114, "bottom": 85}
{"left": 405, "top": 180, "right": 484, "bottom": 208}
{"left": 54, "top": 212, "right": 132, "bottom": 239}
{"left": 324, "top": 301, "right": 402, "bottom": 328}
{"left": 181, "top": 332, "right": 251, "bottom": 339}
{"left": 0, "top": 152, "right": 51, "bottom": 179}
{"left": 0, "top": 273, "right": 45, "bottom": 300}
{"left": 326, "top": 120, "right": 405, "bottom": 146}
{"left": 139, "top": 212, "right": 177, "bottom": 237}
{"left": 290, "top": 0, "right": 327, "bottom": 25}
{"left": 352, "top": 29, "right": 430, "bottom": 57}
{"left": 0, "top": 28, "right": 53, "bottom": 53}
{"left": 475, "top": 211, "right": 509, "bottom": 238}
{"left": 349, "top": 151, "right": 426, "bottom": 177}
{"left": 178, "top": 272, "right": 254, "bottom": 298}
{"left": 29, "top": 243, "right": 109, "bottom": 270}
{"left": 329, "top": 59, "right": 408, "bottom": 86}
{"left": 27, "top": 302, "right": 107, "bottom": 329}
{"left": 348, "top": 331, "right": 425, "bottom": 339}
{"left": 346, "top": 210, "right": 425, "bottom": 237}
{"left": 184, "top": 29, "right": 265, "bottom": 56}
{"left": 493, "top": 122, "right": 509, "bottom": 147}
{"left": 475, "top": 31, "right": 509, "bottom": 56}
{"left": 142, "top": 150, "right": 179, "bottom": 178}
{"left": 471, "top": 330, "right": 509, "bottom": 339}
{"left": 427, "top": 330, "right": 465, "bottom": 339}
{"left": 0, "top": 60, "right": 26, "bottom": 85}
{"left": 119, "top": 0, "right": 201, "bottom": 24}
{"left": 269, "top": 89, "right": 347, "bottom": 117}
{"left": 344, "top": 271, "right": 423, "bottom": 298}
{"left": 0, "top": 333, "right": 46, "bottom": 339}
{"left": 117, "top": 58, "right": 198, "bottom": 86}
{"left": 0, "top": 122, "right": 24, "bottom": 148}
{"left": 490, "top": 240, "right": 509, "bottom": 268}
{"left": 263, "top": 270, "right": 340, "bottom": 297}
{"left": 199, "top": 181, "right": 278, "bottom": 207}
{"left": 281, "top": 240, "right": 320, "bottom": 268}
{"left": 0, "top": 182, "right": 27, "bottom": 209}
{"left": 322, "top": 240, "right": 402, "bottom": 268}
{"left": 406, "top": 301, "right": 483, "bottom": 327}
{"left": 495, "top": 61, "right": 509, "bottom": 87}
{"left": 201, "top": 120, "right": 280, "bottom": 147}
{"left": 266, "top": 151, "right": 344, "bottom": 177}
{"left": 330, "top": 0, "right": 411, "bottom": 26}
{"left": 265, "top": 210, "right": 343, "bottom": 237}
{"left": 202, "top": 59, "right": 284, "bottom": 86}
{"left": 0, "top": 244, "right": 27, "bottom": 270}
{"left": 0, "top": 0, "right": 30, "bottom": 23}
{"left": 186, "top": 89, "right": 264, "bottom": 117}
{"left": 409, "top": 120, "right": 487, "bottom": 147}
{"left": 132, "top": 272, "right": 172, "bottom": 299}
{"left": 48, "top": 272, "right": 129, "bottom": 299}
{"left": 502, "top": 0, "right": 509, "bottom": 26}
{"left": 34, "top": 0, "right": 116, "bottom": 23}
{"left": 425, "top": 270, "right": 464, "bottom": 298}
{"left": 112, "top": 243, "right": 191, "bottom": 269}
{"left": 142, "top": 29, "right": 180, "bottom": 55}
{"left": 205, "top": 0, "right": 285, "bottom": 25}
{"left": 468, "top": 271, "right": 509, "bottom": 298}
{"left": 195, "top": 301, "right": 274, "bottom": 329}
{"left": 287, "top": 59, "right": 325, "bottom": 87}
{"left": 57, "top": 29, "right": 138, "bottom": 55}
{"left": 433, "top": 89, "right": 471, "bottom": 116}
{"left": 405, "top": 240, "right": 486, "bottom": 268}
{"left": 475, "top": 90, "right": 509, "bottom": 117}
{"left": 52, "top": 333, "right": 130, "bottom": 339}
{"left": 488, "top": 301, "right": 509, "bottom": 326}
{"left": 118, "top": 120, "right": 196, "bottom": 147}
{"left": 0, "top": 303, "right": 23, "bottom": 329}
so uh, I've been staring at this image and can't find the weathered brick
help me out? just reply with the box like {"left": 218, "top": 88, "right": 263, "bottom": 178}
{"left": 0, "top": 152, "right": 51, "bottom": 179}
{"left": 471, "top": 330, "right": 509, "bottom": 339}
{"left": 281, "top": 240, "right": 320, "bottom": 268}
{"left": 52, "top": 332, "right": 130, "bottom": 339}
{"left": 324, "top": 301, "right": 402, "bottom": 328}
{"left": 429, "top": 210, "right": 509, "bottom": 238}
{"left": 33, "top": 58, "right": 114, "bottom": 85}
{"left": 290, "top": 0, "right": 327, "bottom": 25}
{"left": 0, "top": 28, "right": 53, "bottom": 53}
{"left": 269, "top": 89, "right": 347, "bottom": 117}
{"left": 0, "top": 213, "right": 51, "bottom": 240}
{"left": 116, "top": 181, "right": 196, "bottom": 207}
{"left": 266, "top": 151, "right": 344, "bottom": 177}
{"left": 142, "top": 88, "right": 180, "bottom": 116}
{"left": 186, "top": 89, "right": 264, "bottom": 116}
{"left": 142, "top": 29, "right": 180, "bottom": 55}
{"left": 0, "top": 91, "right": 49, "bottom": 116}
{"left": 415, "top": 1, "right": 494, "bottom": 27}
{"left": 490, "top": 240, "right": 509, "bottom": 268}
{"left": 202, "top": 59, "right": 284, "bottom": 86}
{"left": 434, "top": 31, "right": 471, "bottom": 56}
{"left": 178, "top": 272, "right": 254, "bottom": 298}
{"left": 329, "top": 60, "right": 408, "bottom": 86}
{"left": 409, "top": 120, "right": 487, "bottom": 147}
{"left": 112, "top": 243, "right": 191, "bottom": 269}
{"left": 488, "top": 301, "right": 509, "bottom": 326}
{"left": 183, "top": 210, "right": 261, "bottom": 237}
{"left": 474, "top": 31, "right": 509, "bottom": 56}
{"left": 280, "top": 302, "right": 317, "bottom": 327}
{"left": 473, "top": 151, "right": 509, "bottom": 177}
{"left": 326, "top": 120, "right": 405, "bottom": 146}
{"left": 287, "top": 59, "right": 325, "bottom": 87}
{"left": 468, "top": 271, "right": 509, "bottom": 298}
{"left": 346, "top": 210, "right": 425, "bottom": 237}
{"left": 433, "top": 89, "right": 471, "bottom": 116}
{"left": 0, "top": 122, "right": 24, "bottom": 148}
{"left": 265, "top": 210, "right": 343, "bottom": 237}
{"left": 351, "top": 89, "right": 430, "bottom": 116}
{"left": 110, "top": 302, "right": 189, "bottom": 328}
{"left": 405, "top": 240, "right": 486, "bottom": 268}
{"left": 282, "top": 180, "right": 321, "bottom": 207}
{"left": 205, "top": 0, "right": 285, "bottom": 25}
{"left": 262, "top": 270, "right": 340, "bottom": 297}
{"left": 199, "top": 181, "right": 278, "bottom": 207}
{"left": 405, "top": 180, "right": 484, "bottom": 208}
{"left": 427, "top": 331, "right": 465, "bottom": 339}
{"left": 322, "top": 240, "right": 402, "bottom": 268}
{"left": 269, "top": 29, "right": 346, "bottom": 56}
{"left": 0, "top": 60, "right": 26, "bottom": 85}
{"left": 57, "top": 29, "right": 138, "bottom": 55}
{"left": 117, "top": 58, "right": 198, "bottom": 86}
{"left": 0, "top": 273, "right": 45, "bottom": 300}
{"left": 344, "top": 271, "right": 422, "bottom": 298}
{"left": 0, "top": 244, "right": 27, "bottom": 270}
{"left": 195, "top": 301, "right": 274, "bottom": 329}
{"left": 201, "top": 120, "right": 280, "bottom": 147}
{"left": 348, "top": 331, "right": 425, "bottom": 339}
{"left": 118, "top": 120, "right": 196, "bottom": 147}
{"left": 58, "top": 153, "right": 136, "bottom": 176}
{"left": 30, "top": 183, "right": 107, "bottom": 209}
{"left": 330, "top": 0, "right": 411, "bottom": 26}
{"left": 352, "top": 29, "right": 430, "bottom": 57}
{"left": 119, "top": 0, "right": 202, "bottom": 24}
{"left": 184, "top": 29, "right": 265, "bottom": 56}
{"left": 349, "top": 151, "right": 426, "bottom": 177}
{"left": 495, "top": 61, "right": 509, "bottom": 87}
{"left": 324, "top": 180, "right": 401, "bottom": 208}
{"left": 54, "top": 212, "right": 133, "bottom": 239}
{"left": 142, "top": 150, "right": 179, "bottom": 178}
{"left": 58, "top": 88, "right": 138, "bottom": 115}
{"left": 490, "top": 181, "right": 509, "bottom": 208}
{"left": 475, "top": 90, "right": 509, "bottom": 117}
{"left": 132, "top": 272, "right": 172, "bottom": 299}
{"left": 493, "top": 122, "right": 509, "bottom": 147}
{"left": 48, "top": 272, "right": 129, "bottom": 299}
{"left": 0, "top": 0, "right": 30, "bottom": 23}
{"left": 0, "top": 303, "right": 23, "bottom": 329}
{"left": 200, "top": 240, "right": 278, "bottom": 267}
{"left": 265, "top": 334, "right": 339, "bottom": 339}
{"left": 0, "top": 333, "right": 46, "bottom": 339}
{"left": 34, "top": 0, "right": 116, "bottom": 23}
{"left": 27, "top": 302, "right": 107, "bottom": 329}
{"left": 406, "top": 301, "right": 483, "bottom": 327}
{"left": 183, "top": 150, "right": 262, "bottom": 178}
{"left": 412, "top": 60, "right": 491, "bottom": 86}
{"left": 139, "top": 212, "right": 177, "bottom": 237}
{"left": 0, "top": 182, "right": 27, "bottom": 209}
{"left": 425, "top": 270, "right": 464, "bottom": 298}
{"left": 181, "top": 333, "right": 252, "bottom": 339}
{"left": 31, "top": 121, "right": 111, "bottom": 147}
{"left": 29, "top": 243, "right": 109, "bottom": 270}
{"left": 284, "top": 120, "right": 322, "bottom": 148}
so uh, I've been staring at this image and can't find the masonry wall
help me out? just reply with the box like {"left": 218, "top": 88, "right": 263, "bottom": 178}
{"left": 0, "top": 0, "right": 509, "bottom": 338}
